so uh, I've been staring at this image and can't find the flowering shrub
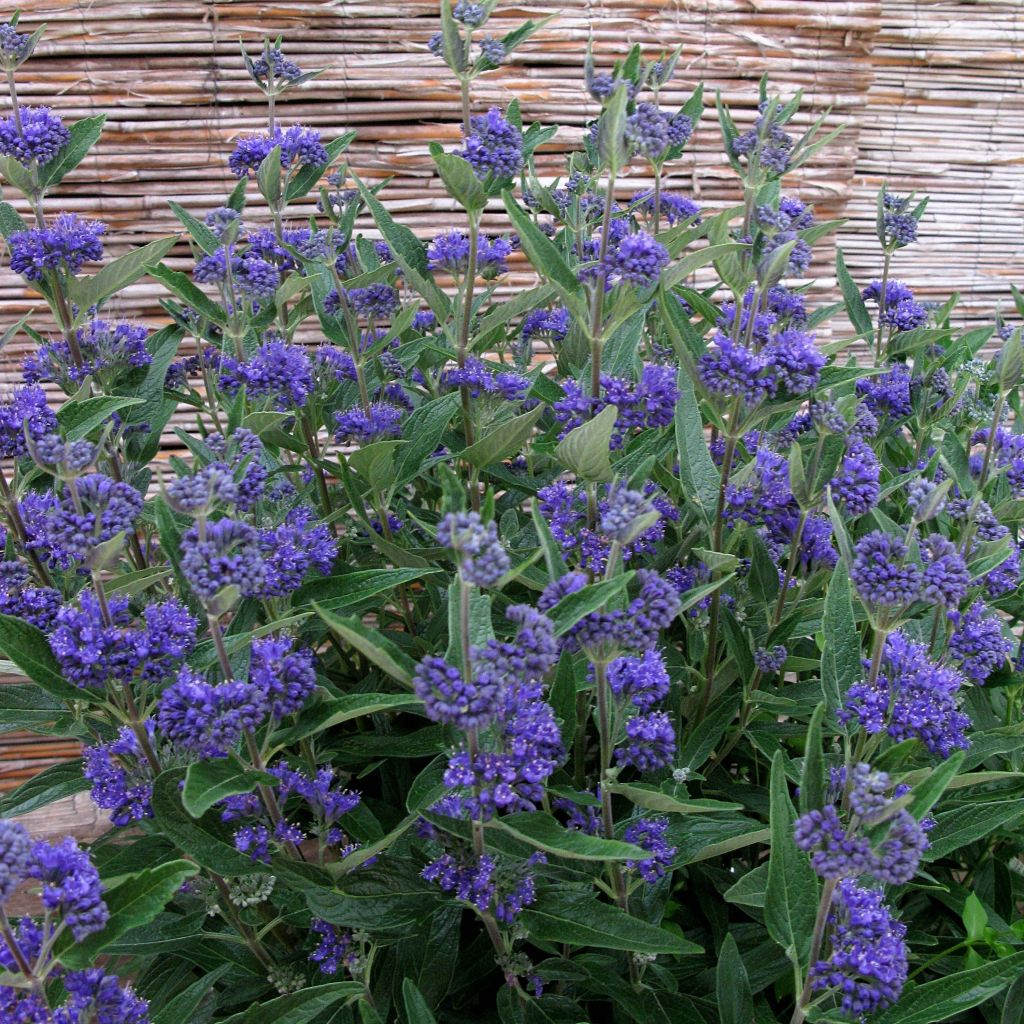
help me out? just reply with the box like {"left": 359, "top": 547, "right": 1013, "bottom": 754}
{"left": 1, "top": 5, "right": 1024, "bottom": 1022}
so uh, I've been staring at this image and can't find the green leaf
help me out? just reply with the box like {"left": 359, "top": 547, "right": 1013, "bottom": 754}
{"left": 716, "top": 934, "right": 753, "bottom": 1024}
{"left": 0, "top": 200, "right": 27, "bottom": 238}
{"left": 606, "top": 783, "right": 742, "bottom": 816}
{"left": 123, "top": 324, "right": 185, "bottom": 453}
{"left": 402, "top": 979, "right": 438, "bottom": 1024}
{"left": 430, "top": 148, "right": 486, "bottom": 212}
{"left": 354, "top": 173, "right": 451, "bottom": 320}
{"left": 675, "top": 369, "right": 719, "bottom": 523}
{"left": 0, "top": 683, "right": 63, "bottom": 735}
{"left": 71, "top": 236, "right": 178, "bottom": 314}
{"left": 724, "top": 863, "right": 768, "bottom": 908}
{"left": 547, "top": 574, "right": 633, "bottom": 636}
{"left": 659, "top": 242, "right": 747, "bottom": 291}
{"left": 391, "top": 394, "right": 461, "bottom": 490}
{"left": 315, "top": 603, "right": 417, "bottom": 688}
{"left": 873, "top": 952, "right": 1024, "bottom": 1024}
{"left": 503, "top": 191, "right": 588, "bottom": 323}
{"left": 520, "top": 886, "right": 701, "bottom": 955}
{"left": 181, "top": 760, "right": 275, "bottom": 818}
{"left": 57, "top": 860, "right": 199, "bottom": 968}
{"left": 168, "top": 200, "right": 220, "bottom": 253}
{"left": 836, "top": 247, "right": 872, "bottom": 337}
{"left": 907, "top": 750, "right": 965, "bottom": 822}
{"left": 799, "top": 704, "right": 826, "bottom": 815}
{"left": 555, "top": 403, "right": 617, "bottom": 482}
{"left": 271, "top": 693, "right": 423, "bottom": 747}
{"left": 0, "top": 613, "right": 100, "bottom": 704}
{"left": 57, "top": 395, "right": 143, "bottom": 440}
{"left": 461, "top": 403, "right": 545, "bottom": 469}
{"left": 0, "top": 153, "right": 37, "bottom": 196}
{"left": 151, "top": 769, "right": 267, "bottom": 875}
{"left": 494, "top": 811, "right": 646, "bottom": 861}
{"left": 256, "top": 146, "right": 282, "bottom": 205}
{"left": 285, "top": 133, "right": 355, "bottom": 202}
{"left": 820, "top": 563, "right": 859, "bottom": 719}
{"left": 40, "top": 115, "right": 106, "bottom": 188}
{"left": 294, "top": 569, "right": 439, "bottom": 613}
{"left": 151, "top": 964, "right": 231, "bottom": 1024}
{"left": 150, "top": 263, "right": 227, "bottom": 325}
{"left": 749, "top": 531, "right": 780, "bottom": 606}
{"left": 219, "top": 984, "right": 362, "bottom": 1024}
{"left": 765, "top": 751, "right": 818, "bottom": 968}
{"left": 1, "top": 760, "right": 89, "bottom": 817}
{"left": 924, "top": 800, "right": 1024, "bottom": 861}
{"left": 347, "top": 439, "right": 404, "bottom": 491}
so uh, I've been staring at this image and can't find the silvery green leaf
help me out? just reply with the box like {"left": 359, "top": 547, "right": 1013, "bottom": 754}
{"left": 555, "top": 403, "right": 616, "bottom": 483}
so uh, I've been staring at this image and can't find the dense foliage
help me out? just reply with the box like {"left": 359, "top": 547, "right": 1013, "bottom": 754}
{"left": 2, "top": 4, "right": 1024, "bottom": 1022}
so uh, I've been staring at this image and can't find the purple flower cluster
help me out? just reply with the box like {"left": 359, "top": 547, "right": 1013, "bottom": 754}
{"left": 24, "top": 318, "right": 150, "bottom": 389}
{"left": 194, "top": 247, "right": 281, "bottom": 302}
{"left": 61, "top": 968, "right": 150, "bottom": 1024}
{"left": 631, "top": 189, "right": 700, "bottom": 226}
{"left": 520, "top": 305, "right": 571, "bottom": 344}
{"left": 723, "top": 446, "right": 836, "bottom": 569}
{"left": 624, "top": 818, "right": 676, "bottom": 882}
{"left": 83, "top": 726, "right": 154, "bottom": 826}
{"left": 258, "top": 507, "right": 336, "bottom": 596}
{"left": 850, "top": 530, "right": 921, "bottom": 610}
{"left": 698, "top": 325, "right": 824, "bottom": 406}
{"left": 731, "top": 100, "right": 794, "bottom": 175}
{"left": 444, "top": 356, "right": 530, "bottom": 402}
{"left": 843, "top": 631, "right": 970, "bottom": 756}
{"left": 50, "top": 592, "right": 195, "bottom": 690}
{"left": 40, "top": 474, "right": 143, "bottom": 565}
{"left": 608, "top": 649, "right": 670, "bottom": 708}
{"left": 603, "top": 231, "right": 669, "bottom": 287}
{"left": 0, "top": 561, "right": 60, "bottom": 631}
{"left": 920, "top": 533, "right": 969, "bottom": 606}
{"left": 219, "top": 339, "right": 314, "bottom": 409}
{"left": 625, "top": 102, "right": 692, "bottom": 161}
{"left": 948, "top": 600, "right": 1011, "bottom": 683}
{"left": 615, "top": 710, "right": 675, "bottom": 772}
{"left": 0, "top": 384, "right": 57, "bottom": 458}
{"left": 795, "top": 764, "right": 928, "bottom": 884}
{"left": 756, "top": 196, "right": 815, "bottom": 276}
{"left": 229, "top": 124, "right": 329, "bottom": 177}
{"left": 0, "top": 105, "right": 69, "bottom": 166}
{"left": 334, "top": 402, "right": 405, "bottom": 445}
{"left": 433, "top": 607, "right": 562, "bottom": 819}
{"left": 9, "top": 213, "right": 106, "bottom": 280}
{"left": 427, "top": 230, "right": 514, "bottom": 278}
{"left": 27, "top": 834, "right": 109, "bottom": 940}
{"left": 554, "top": 364, "right": 679, "bottom": 447}
{"left": 423, "top": 850, "right": 539, "bottom": 924}
{"left": 310, "top": 919, "right": 359, "bottom": 976}
{"left": 250, "top": 636, "right": 317, "bottom": 719}
{"left": 459, "top": 107, "right": 522, "bottom": 180}
{"left": 181, "top": 518, "right": 267, "bottom": 603}
{"left": 862, "top": 280, "right": 928, "bottom": 332}
{"left": 251, "top": 46, "right": 303, "bottom": 84}
{"left": 830, "top": 438, "right": 881, "bottom": 516}
{"left": 810, "top": 881, "right": 908, "bottom": 1017}
{"left": 881, "top": 191, "right": 919, "bottom": 249}
{"left": 437, "top": 511, "right": 510, "bottom": 587}
{"left": 157, "top": 668, "right": 265, "bottom": 758}
{"left": 539, "top": 479, "right": 676, "bottom": 573}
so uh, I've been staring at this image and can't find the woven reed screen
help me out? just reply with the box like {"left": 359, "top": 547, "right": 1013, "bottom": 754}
{"left": 1, "top": 0, "right": 1023, "bottom": 800}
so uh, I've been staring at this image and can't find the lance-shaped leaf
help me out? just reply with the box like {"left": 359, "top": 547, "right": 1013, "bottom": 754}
{"left": 555, "top": 402, "right": 617, "bottom": 482}
{"left": 71, "top": 236, "right": 177, "bottom": 315}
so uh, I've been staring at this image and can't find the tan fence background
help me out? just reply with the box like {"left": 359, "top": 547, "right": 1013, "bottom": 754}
{"left": 2, "top": 0, "right": 1024, "bottom": 799}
